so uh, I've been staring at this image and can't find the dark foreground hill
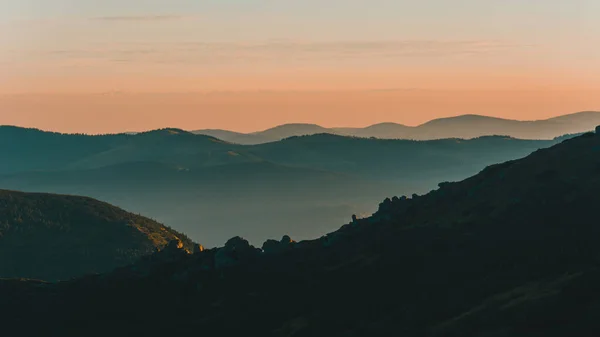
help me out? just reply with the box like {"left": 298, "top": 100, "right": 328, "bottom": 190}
{"left": 0, "top": 190, "right": 195, "bottom": 281}
{"left": 3, "top": 132, "right": 600, "bottom": 336}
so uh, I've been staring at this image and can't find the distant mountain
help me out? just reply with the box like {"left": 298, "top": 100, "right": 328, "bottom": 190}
{"left": 192, "top": 129, "right": 273, "bottom": 145}
{"left": 405, "top": 112, "right": 600, "bottom": 140}
{"left": 3, "top": 131, "right": 600, "bottom": 336}
{"left": 192, "top": 111, "right": 600, "bottom": 144}
{"left": 332, "top": 122, "right": 411, "bottom": 139}
{"left": 0, "top": 126, "right": 565, "bottom": 246}
{"left": 0, "top": 189, "right": 195, "bottom": 281}
{"left": 194, "top": 124, "right": 332, "bottom": 144}
{"left": 251, "top": 123, "right": 332, "bottom": 141}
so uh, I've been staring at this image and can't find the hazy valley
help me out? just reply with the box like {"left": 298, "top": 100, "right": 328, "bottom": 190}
{"left": 0, "top": 124, "right": 582, "bottom": 247}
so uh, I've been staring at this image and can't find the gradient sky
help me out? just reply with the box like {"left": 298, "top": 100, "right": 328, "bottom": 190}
{"left": 1, "top": 0, "right": 599, "bottom": 133}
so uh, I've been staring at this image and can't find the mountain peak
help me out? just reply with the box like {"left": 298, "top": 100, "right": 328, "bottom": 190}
{"left": 136, "top": 128, "right": 191, "bottom": 136}
{"left": 420, "top": 114, "right": 512, "bottom": 126}
{"left": 256, "top": 123, "right": 327, "bottom": 133}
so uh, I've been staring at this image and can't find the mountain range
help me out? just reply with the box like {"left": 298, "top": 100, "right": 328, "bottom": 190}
{"left": 0, "top": 125, "right": 574, "bottom": 247}
{"left": 2, "top": 130, "right": 600, "bottom": 336}
{"left": 193, "top": 111, "right": 600, "bottom": 144}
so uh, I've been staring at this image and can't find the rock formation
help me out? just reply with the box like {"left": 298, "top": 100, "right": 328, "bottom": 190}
{"left": 215, "top": 237, "right": 261, "bottom": 269}
{"left": 262, "top": 235, "right": 296, "bottom": 254}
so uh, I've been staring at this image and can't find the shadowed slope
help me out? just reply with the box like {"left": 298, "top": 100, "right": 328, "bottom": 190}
{"left": 0, "top": 189, "right": 195, "bottom": 281}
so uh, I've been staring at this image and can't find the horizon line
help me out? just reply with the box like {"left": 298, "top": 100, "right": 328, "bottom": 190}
{"left": 2, "top": 110, "right": 599, "bottom": 136}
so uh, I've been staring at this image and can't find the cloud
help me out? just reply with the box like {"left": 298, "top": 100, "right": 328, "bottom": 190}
{"left": 93, "top": 15, "right": 185, "bottom": 22}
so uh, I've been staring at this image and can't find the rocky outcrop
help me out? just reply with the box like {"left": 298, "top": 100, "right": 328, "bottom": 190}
{"left": 150, "top": 239, "right": 189, "bottom": 263}
{"left": 262, "top": 235, "right": 296, "bottom": 254}
{"left": 193, "top": 244, "right": 205, "bottom": 254}
{"left": 215, "top": 237, "right": 261, "bottom": 269}
{"left": 166, "top": 239, "right": 184, "bottom": 250}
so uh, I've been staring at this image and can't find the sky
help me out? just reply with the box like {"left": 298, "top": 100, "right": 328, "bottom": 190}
{"left": 1, "top": 0, "right": 599, "bottom": 133}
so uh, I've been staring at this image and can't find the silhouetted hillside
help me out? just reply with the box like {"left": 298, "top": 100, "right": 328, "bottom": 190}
{"left": 2, "top": 131, "right": 600, "bottom": 336}
{"left": 193, "top": 111, "right": 600, "bottom": 144}
{"left": 0, "top": 189, "right": 194, "bottom": 281}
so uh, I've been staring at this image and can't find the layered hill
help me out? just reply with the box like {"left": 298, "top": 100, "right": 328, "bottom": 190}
{"left": 0, "top": 189, "right": 195, "bottom": 281}
{"left": 0, "top": 125, "right": 557, "bottom": 179}
{"left": 2, "top": 131, "right": 600, "bottom": 336}
{"left": 193, "top": 111, "right": 600, "bottom": 144}
{"left": 0, "top": 126, "right": 241, "bottom": 175}
{"left": 0, "top": 125, "right": 567, "bottom": 246}
{"left": 249, "top": 133, "right": 554, "bottom": 181}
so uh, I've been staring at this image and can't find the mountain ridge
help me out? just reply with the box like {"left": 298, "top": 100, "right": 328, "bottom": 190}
{"left": 192, "top": 111, "right": 600, "bottom": 144}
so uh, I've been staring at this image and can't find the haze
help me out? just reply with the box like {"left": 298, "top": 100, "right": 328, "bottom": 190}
{"left": 1, "top": 0, "right": 599, "bottom": 133}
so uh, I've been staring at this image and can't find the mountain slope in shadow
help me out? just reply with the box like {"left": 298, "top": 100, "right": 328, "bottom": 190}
{"left": 0, "top": 189, "right": 195, "bottom": 281}
{"left": 2, "top": 131, "right": 600, "bottom": 336}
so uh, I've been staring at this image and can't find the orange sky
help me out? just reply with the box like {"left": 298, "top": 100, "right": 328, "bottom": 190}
{"left": 1, "top": 1, "right": 599, "bottom": 132}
